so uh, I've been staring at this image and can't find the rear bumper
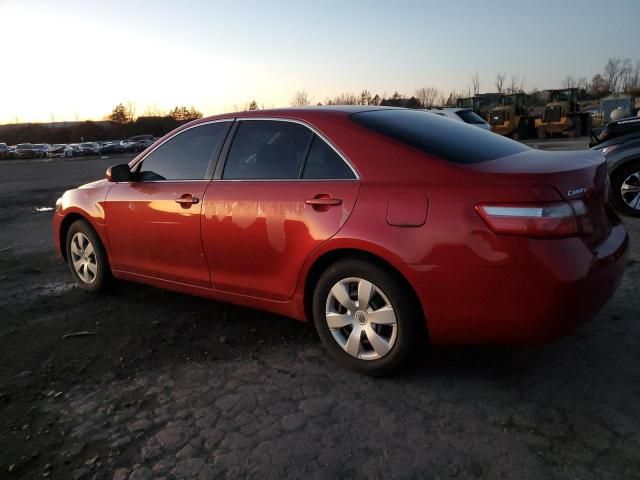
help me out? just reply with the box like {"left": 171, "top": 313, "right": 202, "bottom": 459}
{"left": 404, "top": 223, "right": 629, "bottom": 345}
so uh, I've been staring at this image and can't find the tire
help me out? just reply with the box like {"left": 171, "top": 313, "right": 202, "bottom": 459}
{"left": 312, "top": 259, "right": 421, "bottom": 376}
{"left": 610, "top": 161, "right": 640, "bottom": 218}
{"left": 536, "top": 127, "right": 547, "bottom": 139}
{"left": 568, "top": 116, "right": 581, "bottom": 138}
{"left": 65, "top": 219, "right": 113, "bottom": 292}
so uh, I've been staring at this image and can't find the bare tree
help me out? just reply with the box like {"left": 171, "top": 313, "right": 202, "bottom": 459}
{"left": 125, "top": 101, "right": 137, "bottom": 122}
{"left": 604, "top": 58, "right": 621, "bottom": 92}
{"left": 563, "top": 75, "right": 577, "bottom": 89}
{"left": 617, "top": 58, "right": 633, "bottom": 92}
{"left": 326, "top": 93, "right": 358, "bottom": 105}
{"left": 415, "top": 87, "right": 439, "bottom": 107}
{"left": 628, "top": 61, "right": 640, "bottom": 91}
{"left": 291, "top": 90, "right": 311, "bottom": 107}
{"left": 508, "top": 75, "right": 519, "bottom": 93}
{"left": 359, "top": 90, "right": 372, "bottom": 105}
{"left": 591, "top": 73, "right": 608, "bottom": 95}
{"left": 495, "top": 73, "right": 506, "bottom": 94}
{"left": 577, "top": 77, "right": 588, "bottom": 91}
{"left": 143, "top": 104, "right": 164, "bottom": 117}
{"left": 471, "top": 72, "right": 481, "bottom": 95}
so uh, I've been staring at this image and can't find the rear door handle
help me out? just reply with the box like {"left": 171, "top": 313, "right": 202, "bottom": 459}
{"left": 175, "top": 194, "right": 200, "bottom": 206}
{"left": 305, "top": 197, "right": 342, "bottom": 207}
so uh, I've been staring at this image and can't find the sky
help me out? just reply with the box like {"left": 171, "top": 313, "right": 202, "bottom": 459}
{"left": 1, "top": 0, "right": 639, "bottom": 124}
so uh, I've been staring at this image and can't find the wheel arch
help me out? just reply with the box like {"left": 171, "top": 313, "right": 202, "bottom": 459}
{"left": 302, "top": 247, "right": 429, "bottom": 342}
{"left": 58, "top": 212, "right": 105, "bottom": 263}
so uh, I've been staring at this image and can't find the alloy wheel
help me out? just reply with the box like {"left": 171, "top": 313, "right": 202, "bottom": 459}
{"left": 325, "top": 277, "right": 397, "bottom": 360}
{"left": 621, "top": 170, "right": 640, "bottom": 211}
{"left": 70, "top": 232, "right": 98, "bottom": 284}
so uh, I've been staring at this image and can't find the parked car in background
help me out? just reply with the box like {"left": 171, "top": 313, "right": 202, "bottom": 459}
{"left": 14, "top": 143, "right": 37, "bottom": 159}
{"left": 121, "top": 134, "right": 154, "bottom": 152}
{"left": 423, "top": 107, "right": 491, "bottom": 131}
{"left": 53, "top": 107, "right": 628, "bottom": 376}
{"left": 80, "top": 142, "right": 101, "bottom": 155}
{"left": 591, "top": 116, "right": 640, "bottom": 217}
{"left": 68, "top": 144, "right": 84, "bottom": 156}
{"left": 0, "top": 143, "right": 9, "bottom": 159}
{"left": 8, "top": 145, "right": 16, "bottom": 158}
{"left": 47, "top": 144, "right": 74, "bottom": 158}
{"left": 33, "top": 143, "right": 51, "bottom": 158}
{"left": 100, "top": 140, "right": 125, "bottom": 154}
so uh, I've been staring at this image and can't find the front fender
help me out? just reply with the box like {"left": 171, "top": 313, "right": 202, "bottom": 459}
{"left": 53, "top": 184, "right": 111, "bottom": 260}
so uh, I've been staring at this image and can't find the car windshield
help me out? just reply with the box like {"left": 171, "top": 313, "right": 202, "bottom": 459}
{"left": 351, "top": 109, "right": 528, "bottom": 164}
{"left": 17, "top": 144, "right": 32, "bottom": 149}
{"left": 33, "top": 144, "right": 45, "bottom": 148}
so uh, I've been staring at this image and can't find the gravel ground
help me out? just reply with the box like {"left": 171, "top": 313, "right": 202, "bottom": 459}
{"left": 0, "top": 150, "right": 639, "bottom": 479}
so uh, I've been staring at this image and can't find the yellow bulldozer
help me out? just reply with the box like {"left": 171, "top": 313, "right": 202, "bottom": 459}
{"left": 488, "top": 93, "right": 537, "bottom": 140}
{"left": 535, "top": 88, "right": 592, "bottom": 138}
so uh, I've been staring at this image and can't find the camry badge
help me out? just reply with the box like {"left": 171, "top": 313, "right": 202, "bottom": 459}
{"left": 567, "top": 187, "right": 587, "bottom": 197}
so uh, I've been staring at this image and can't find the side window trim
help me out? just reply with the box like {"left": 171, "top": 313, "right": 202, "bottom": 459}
{"left": 213, "top": 117, "right": 360, "bottom": 181}
{"left": 130, "top": 119, "right": 234, "bottom": 182}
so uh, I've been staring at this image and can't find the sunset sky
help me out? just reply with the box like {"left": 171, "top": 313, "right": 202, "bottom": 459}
{"left": 1, "top": 0, "right": 639, "bottom": 124}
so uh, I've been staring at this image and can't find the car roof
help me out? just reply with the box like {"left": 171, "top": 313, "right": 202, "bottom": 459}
{"left": 197, "top": 105, "right": 403, "bottom": 123}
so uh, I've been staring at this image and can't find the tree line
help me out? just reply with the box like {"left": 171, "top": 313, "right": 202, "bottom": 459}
{"left": 3, "top": 57, "right": 638, "bottom": 145}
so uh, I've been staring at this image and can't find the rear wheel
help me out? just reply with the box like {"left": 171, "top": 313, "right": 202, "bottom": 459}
{"left": 312, "top": 259, "right": 420, "bottom": 376}
{"left": 65, "top": 220, "right": 113, "bottom": 292}
{"left": 611, "top": 161, "right": 640, "bottom": 217}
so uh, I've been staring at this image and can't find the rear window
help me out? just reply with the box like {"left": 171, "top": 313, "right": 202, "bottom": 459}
{"left": 456, "top": 110, "right": 486, "bottom": 125}
{"left": 351, "top": 109, "right": 527, "bottom": 164}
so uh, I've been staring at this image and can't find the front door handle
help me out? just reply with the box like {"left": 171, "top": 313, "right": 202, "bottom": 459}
{"left": 175, "top": 194, "right": 200, "bottom": 207}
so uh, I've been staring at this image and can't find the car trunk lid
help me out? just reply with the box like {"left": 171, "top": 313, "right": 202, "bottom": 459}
{"left": 469, "top": 149, "right": 613, "bottom": 246}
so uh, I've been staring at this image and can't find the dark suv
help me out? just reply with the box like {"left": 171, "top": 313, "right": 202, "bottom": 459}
{"left": 591, "top": 116, "right": 640, "bottom": 217}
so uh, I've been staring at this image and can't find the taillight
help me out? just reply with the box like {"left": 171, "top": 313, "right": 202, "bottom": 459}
{"left": 475, "top": 201, "right": 592, "bottom": 238}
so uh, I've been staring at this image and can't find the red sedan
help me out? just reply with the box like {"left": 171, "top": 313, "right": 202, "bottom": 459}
{"left": 53, "top": 107, "right": 628, "bottom": 375}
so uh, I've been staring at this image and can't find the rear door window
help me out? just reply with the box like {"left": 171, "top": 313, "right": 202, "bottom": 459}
{"left": 223, "top": 120, "right": 312, "bottom": 179}
{"left": 302, "top": 136, "right": 356, "bottom": 179}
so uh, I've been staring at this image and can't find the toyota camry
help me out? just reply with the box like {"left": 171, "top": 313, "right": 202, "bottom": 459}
{"left": 53, "top": 107, "right": 628, "bottom": 375}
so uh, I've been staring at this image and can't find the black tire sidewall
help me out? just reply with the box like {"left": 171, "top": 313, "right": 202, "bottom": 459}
{"left": 65, "top": 220, "right": 110, "bottom": 292}
{"left": 312, "top": 259, "right": 419, "bottom": 376}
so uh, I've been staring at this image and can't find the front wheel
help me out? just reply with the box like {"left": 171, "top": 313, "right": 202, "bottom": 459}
{"left": 312, "top": 259, "right": 421, "bottom": 376}
{"left": 65, "top": 220, "right": 113, "bottom": 292}
{"left": 610, "top": 161, "right": 640, "bottom": 217}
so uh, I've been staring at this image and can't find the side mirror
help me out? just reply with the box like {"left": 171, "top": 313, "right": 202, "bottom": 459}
{"left": 106, "top": 164, "right": 133, "bottom": 182}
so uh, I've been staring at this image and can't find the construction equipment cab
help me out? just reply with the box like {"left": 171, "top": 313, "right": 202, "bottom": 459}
{"left": 489, "top": 93, "right": 537, "bottom": 140}
{"left": 535, "top": 88, "right": 592, "bottom": 139}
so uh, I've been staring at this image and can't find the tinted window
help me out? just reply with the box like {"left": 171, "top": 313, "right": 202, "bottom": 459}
{"left": 138, "top": 122, "right": 229, "bottom": 181}
{"left": 351, "top": 109, "right": 527, "bottom": 164}
{"left": 223, "top": 121, "right": 313, "bottom": 179}
{"left": 302, "top": 136, "right": 355, "bottom": 179}
{"left": 456, "top": 110, "right": 486, "bottom": 125}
